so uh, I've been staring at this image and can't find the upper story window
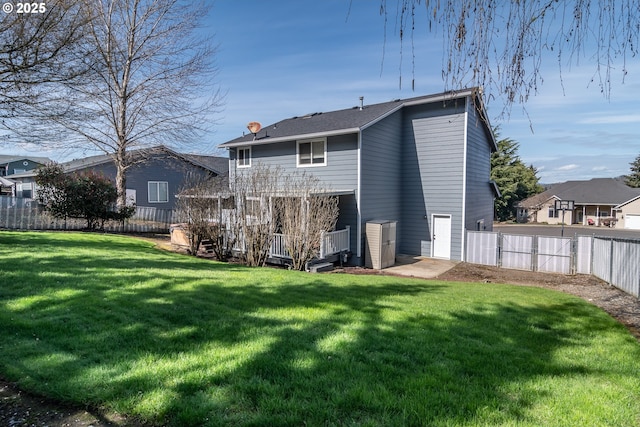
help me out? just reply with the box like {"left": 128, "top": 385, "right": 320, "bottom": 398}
{"left": 297, "top": 138, "right": 326, "bottom": 167}
{"left": 237, "top": 147, "right": 251, "bottom": 168}
{"left": 148, "top": 181, "right": 169, "bottom": 203}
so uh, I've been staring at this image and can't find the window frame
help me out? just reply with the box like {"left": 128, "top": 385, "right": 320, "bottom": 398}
{"left": 296, "top": 138, "right": 327, "bottom": 167}
{"left": 237, "top": 147, "right": 251, "bottom": 168}
{"left": 148, "top": 181, "right": 169, "bottom": 203}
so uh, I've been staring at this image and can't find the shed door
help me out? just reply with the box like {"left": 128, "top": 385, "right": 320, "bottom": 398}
{"left": 625, "top": 214, "right": 640, "bottom": 230}
{"left": 432, "top": 215, "right": 452, "bottom": 259}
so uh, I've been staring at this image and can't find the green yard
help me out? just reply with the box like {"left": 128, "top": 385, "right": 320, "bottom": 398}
{"left": 0, "top": 231, "right": 638, "bottom": 426}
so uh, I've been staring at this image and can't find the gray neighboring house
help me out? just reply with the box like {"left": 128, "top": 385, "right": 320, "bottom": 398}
{"left": 11, "top": 146, "right": 228, "bottom": 210}
{"left": 0, "top": 155, "right": 52, "bottom": 197}
{"left": 0, "top": 155, "right": 51, "bottom": 177}
{"left": 219, "top": 88, "right": 498, "bottom": 264}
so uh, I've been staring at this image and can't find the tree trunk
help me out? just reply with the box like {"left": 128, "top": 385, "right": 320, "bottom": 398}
{"left": 114, "top": 150, "right": 127, "bottom": 209}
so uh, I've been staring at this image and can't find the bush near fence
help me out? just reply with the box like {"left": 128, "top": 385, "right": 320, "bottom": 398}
{"left": 0, "top": 196, "right": 174, "bottom": 233}
{"left": 466, "top": 230, "right": 640, "bottom": 298}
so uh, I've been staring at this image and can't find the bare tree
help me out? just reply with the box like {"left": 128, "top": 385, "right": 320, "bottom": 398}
{"left": 175, "top": 175, "right": 235, "bottom": 259}
{"left": 23, "top": 0, "right": 222, "bottom": 207}
{"left": 377, "top": 1, "right": 639, "bottom": 112}
{"left": 229, "top": 165, "right": 340, "bottom": 269}
{"left": 0, "top": 1, "right": 89, "bottom": 127}
{"left": 276, "top": 172, "right": 339, "bottom": 271}
{"left": 231, "top": 164, "right": 280, "bottom": 267}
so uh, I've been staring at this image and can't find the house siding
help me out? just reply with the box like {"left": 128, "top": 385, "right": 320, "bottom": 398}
{"left": 618, "top": 198, "right": 640, "bottom": 229}
{"left": 75, "top": 153, "right": 215, "bottom": 210}
{"left": 228, "top": 135, "right": 361, "bottom": 263}
{"left": 400, "top": 102, "right": 467, "bottom": 260}
{"left": 464, "top": 102, "right": 495, "bottom": 235}
{"left": 359, "top": 110, "right": 403, "bottom": 265}
{"left": 4, "top": 159, "right": 44, "bottom": 176}
{"left": 230, "top": 134, "right": 358, "bottom": 191}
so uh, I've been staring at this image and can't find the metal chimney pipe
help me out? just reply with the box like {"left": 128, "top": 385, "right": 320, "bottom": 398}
{"left": 359, "top": 96, "right": 364, "bottom": 110}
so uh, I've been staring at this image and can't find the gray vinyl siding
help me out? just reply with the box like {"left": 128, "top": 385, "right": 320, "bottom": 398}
{"left": 73, "top": 153, "right": 214, "bottom": 210}
{"left": 400, "top": 102, "right": 467, "bottom": 260}
{"left": 465, "top": 103, "right": 495, "bottom": 233}
{"left": 230, "top": 134, "right": 358, "bottom": 192}
{"left": 360, "top": 110, "right": 403, "bottom": 264}
{"left": 4, "top": 159, "right": 44, "bottom": 176}
{"left": 229, "top": 135, "right": 361, "bottom": 263}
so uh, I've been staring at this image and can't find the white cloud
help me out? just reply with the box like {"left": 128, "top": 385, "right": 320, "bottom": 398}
{"left": 579, "top": 114, "right": 640, "bottom": 125}
{"left": 557, "top": 164, "right": 579, "bottom": 171}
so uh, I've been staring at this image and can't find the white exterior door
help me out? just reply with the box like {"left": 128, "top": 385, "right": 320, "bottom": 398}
{"left": 432, "top": 214, "right": 452, "bottom": 259}
{"left": 625, "top": 214, "right": 640, "bottom": 230}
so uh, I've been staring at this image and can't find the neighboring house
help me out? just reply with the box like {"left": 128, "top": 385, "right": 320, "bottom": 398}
{"left": 0, "top": 155, "right": 52, "bottom": 198}
{"left": 10, "top": 146, "right": 228, "bottom": 210}
{"left": 516, "top": 178, "right": 640, "bottom": 229}
{"left": 218, "top": 88, "right": 498, "bottom": 264}
{"left": 0, "top": 155, "right": 50, "bottom": 177}
{"left": 615, "top": 195, "right": 640, "bottom": 229}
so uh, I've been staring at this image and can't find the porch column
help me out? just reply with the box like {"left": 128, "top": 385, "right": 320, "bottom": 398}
{"left": 582, "top": 205, "right": 586, "bottom": 225}
{"left": 596, "top": 205, "right": 600, "bottom": 226}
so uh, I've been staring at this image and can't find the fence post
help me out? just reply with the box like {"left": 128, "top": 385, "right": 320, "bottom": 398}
{"left": 497, "top": 232, "right": 502, "bottom": 268}
{"left": 571, "top": 234, "right": 576, "bottom": 275}
{"left": 320, "top": 231, "right": 325, "bottom": 259}
{"left": 532, "top": 235, "right": 538, "bottom": 272}
{"left": 608, "top": 237, "right": 614, "bottom": 285}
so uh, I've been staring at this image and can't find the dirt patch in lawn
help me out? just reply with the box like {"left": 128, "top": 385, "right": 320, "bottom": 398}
{"left": 437, "top": 262, "right": 640, "bottom": 341}
{"left": 2, "top": 235, "right": 639, "bottom": 427}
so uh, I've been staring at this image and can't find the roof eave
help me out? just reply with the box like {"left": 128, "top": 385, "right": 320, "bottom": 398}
{"left": 219, "top": 127, "right": 361, "bottom": 148}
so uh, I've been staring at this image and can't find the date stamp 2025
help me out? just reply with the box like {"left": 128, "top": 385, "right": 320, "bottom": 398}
{"left": 3, "top": 2, "right": 47, "bottom": 14}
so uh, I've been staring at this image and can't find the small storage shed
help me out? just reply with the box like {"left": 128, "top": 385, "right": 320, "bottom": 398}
{"left": 365, "top": 220, "right": 397, "bottom": 269}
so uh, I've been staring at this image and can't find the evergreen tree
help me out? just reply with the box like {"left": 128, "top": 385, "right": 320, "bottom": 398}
{"left": 491, "top": 135, "right": 543, "bottom": 221}
{"left": 625, "top": 154, "right": 640, "bottom": 188}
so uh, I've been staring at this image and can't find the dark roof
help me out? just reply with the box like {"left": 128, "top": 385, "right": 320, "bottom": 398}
{"left": 62, "top": 146, "right": 227, "bottom": 175}
{"left": 8, "top": 146, "right": 228, "bottom": 178}
{"left": 219, "top": 88, "right": 494, "bottom": 149}
{"left": 519, "top": 178, "right": 640, "bottom": 207}
{"left": 181, "top": 153, "right": 229, "bottom": 176}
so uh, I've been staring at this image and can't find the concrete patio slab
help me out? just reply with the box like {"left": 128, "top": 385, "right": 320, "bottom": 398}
{"left": 381, "top": 254, "right": 459, "bottom": 279}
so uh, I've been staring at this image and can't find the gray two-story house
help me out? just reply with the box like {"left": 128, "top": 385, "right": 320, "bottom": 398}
{"left": 219, "top": 88, "right": 498, "bottom": 264}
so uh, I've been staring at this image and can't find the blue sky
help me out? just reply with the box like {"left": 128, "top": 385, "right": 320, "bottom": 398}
{"left": 205, "top": 0, "right": 640, "bottom": 184}
{"left": 10, "top": 0, "right": 640, "bottom": 184}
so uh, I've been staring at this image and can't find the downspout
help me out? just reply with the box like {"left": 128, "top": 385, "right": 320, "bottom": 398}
{"left": 356, "top": 130, "right": 362, "bottom": 260}
{"left": 461, "top": 107, "right": 469, "bottom": 262}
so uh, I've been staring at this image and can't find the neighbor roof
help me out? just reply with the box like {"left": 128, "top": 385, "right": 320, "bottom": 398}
{"left": 519, "top": 178, "right": 640, "bottom": 208}
{"left": 63, "top": 146, "right": 228, "bottom": 175}
{"left": 219, "top": 88, "right": 495, "bottom": 149}
{"left": 7, "top": 146, "right": 228, "bottom": 178}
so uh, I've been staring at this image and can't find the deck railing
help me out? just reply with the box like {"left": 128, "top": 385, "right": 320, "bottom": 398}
{"left": 320, "top": 226, "right": 351, "bottom": 259}
{"left": 269, "top": 233, "right": 291, "bottom": 258}
{"left": 267, "top": 226, "right": 351, "bottom": 260}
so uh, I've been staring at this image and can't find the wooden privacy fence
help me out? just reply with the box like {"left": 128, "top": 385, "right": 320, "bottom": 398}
{"left": 466, "top": 231, "right": 640, "bottom": 298}
{"left": 0, "top": 196, "right": 174, "bottom": 233}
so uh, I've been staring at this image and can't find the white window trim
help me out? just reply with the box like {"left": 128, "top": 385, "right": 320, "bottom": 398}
{"left": 296, "top": 138, "right": 327, "bottom": 167}
{"left": 237, "top": 147, "right": 251, "bottom": 168}
{"left": 148, "top": 181, "right": 169, "bottom": 203}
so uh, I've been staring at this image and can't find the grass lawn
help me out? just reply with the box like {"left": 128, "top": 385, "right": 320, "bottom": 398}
{"left": 0, "top": 231, "right": 639, "bottom": 426}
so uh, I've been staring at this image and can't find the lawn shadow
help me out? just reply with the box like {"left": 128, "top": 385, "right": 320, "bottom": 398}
{"left": 1, "top": 232, "right": 639, "bottom": 426}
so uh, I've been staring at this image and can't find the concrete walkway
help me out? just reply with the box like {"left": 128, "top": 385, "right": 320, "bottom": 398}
{"left": 382, "top": 254, "right": 459, "bottom": 279}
